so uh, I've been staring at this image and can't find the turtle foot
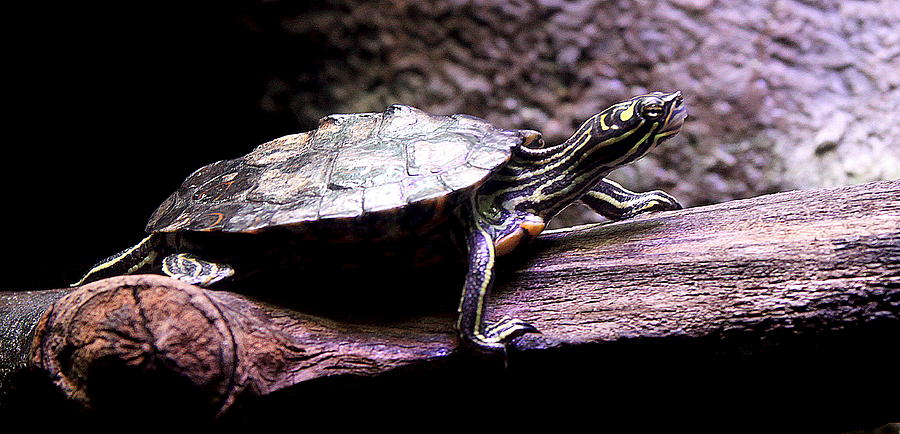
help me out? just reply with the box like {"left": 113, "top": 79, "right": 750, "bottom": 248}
{"left": 461, "top": 316, "right": 540, "bottom": 357}
{"left": 162, "top": 253, "right": 235, "bottom": 287}
{"left": 483, "top": 316, "right": 540, "bottom": 341}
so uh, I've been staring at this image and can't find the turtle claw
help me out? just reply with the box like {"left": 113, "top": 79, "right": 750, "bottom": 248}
{"left": 483, "top": 316, "right": 540, "bottom": 342}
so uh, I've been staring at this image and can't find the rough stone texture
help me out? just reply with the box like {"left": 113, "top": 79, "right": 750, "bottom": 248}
{"left": 246, "top": 0, "right": 899, "bottom": 223}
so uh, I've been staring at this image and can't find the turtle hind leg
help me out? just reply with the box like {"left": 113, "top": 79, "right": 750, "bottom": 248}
{"left": 72, "top": 234, "right": 161, "bottom": 286}
{"left": 162, "top": 253, "right": 234, "bottom": 287}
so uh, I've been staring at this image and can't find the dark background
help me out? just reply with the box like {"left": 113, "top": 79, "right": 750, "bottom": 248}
{"left": 5, "top": 3, "right": 301, "bottom": 289}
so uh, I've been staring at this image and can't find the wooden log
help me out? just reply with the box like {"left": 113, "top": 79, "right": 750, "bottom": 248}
{"left": 1, "top": 180, "right": 898, "bottom": 426}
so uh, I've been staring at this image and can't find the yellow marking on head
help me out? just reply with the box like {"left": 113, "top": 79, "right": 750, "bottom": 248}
{"left": 598, "top": 113, "right": 620, "bottom": 131}
{"left": 619, "top": 101, "right": 636, "bottom": 122}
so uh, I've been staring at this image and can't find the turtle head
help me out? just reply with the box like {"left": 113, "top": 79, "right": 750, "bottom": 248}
{"left": 582, "top": 91, "right": 686, "bottom": 167}
{"left": 478, "top": 91, "right": 687, "bottom": 224}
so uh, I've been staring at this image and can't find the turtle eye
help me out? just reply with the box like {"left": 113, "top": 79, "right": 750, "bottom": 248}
{"left": 639, "top": 97, "right": 665, "bottom": 119}
{"left": 642, "top": 104, "right": 663, "bottom": 118}
{"left": 640, "top": 96, "right": 665, "bottom": 118}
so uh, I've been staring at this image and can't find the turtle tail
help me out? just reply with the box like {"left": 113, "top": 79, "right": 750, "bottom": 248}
{"left": 71, "top": 234, "right": 162, "bottom": 286}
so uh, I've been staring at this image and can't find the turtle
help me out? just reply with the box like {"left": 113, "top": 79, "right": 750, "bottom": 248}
{"left": 75, "top": 91, "right": 687, "bottom": 355}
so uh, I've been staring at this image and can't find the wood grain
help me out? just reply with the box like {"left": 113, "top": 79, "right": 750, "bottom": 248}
{"left": 2, "top": 180, "right": 897, "bottom": 421}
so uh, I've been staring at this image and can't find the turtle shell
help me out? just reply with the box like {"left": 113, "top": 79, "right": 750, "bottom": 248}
{"left": 146, "top": 105, "right": 526, "bottom": 241}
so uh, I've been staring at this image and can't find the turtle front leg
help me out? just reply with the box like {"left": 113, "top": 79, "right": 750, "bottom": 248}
{"left": 162, "top": 253, "right": 235, "bottom": 286}
{"left": 457, "top": 218, "right": 538, "bottom": 355}
{"left": 581, "top": 178, "right": 681, "bottom": 221}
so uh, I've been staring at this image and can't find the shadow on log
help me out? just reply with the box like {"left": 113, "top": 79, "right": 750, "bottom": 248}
{"left": 1, "top": 180, "right": 898, "bottom": 429}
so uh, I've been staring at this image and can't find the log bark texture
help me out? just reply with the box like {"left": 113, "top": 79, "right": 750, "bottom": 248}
{"left": 1, "top": 180, "right": 898, "bottom": 425}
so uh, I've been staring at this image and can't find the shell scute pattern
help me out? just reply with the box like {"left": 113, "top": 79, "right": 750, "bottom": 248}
{"left": 243, "top": 132, "right": 314, "bottom": 166}
{"left": 146, "top": 105, "right": 525, "bottom": 239}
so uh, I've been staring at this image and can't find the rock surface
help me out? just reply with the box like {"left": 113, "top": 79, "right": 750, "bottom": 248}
{"left": 241, "top": 0, "right": 899, "bottom": 225}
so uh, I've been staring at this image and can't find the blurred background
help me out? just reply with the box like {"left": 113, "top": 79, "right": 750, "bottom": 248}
{"left": 4, "top": 1, "right": 898, "bottom": 289}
